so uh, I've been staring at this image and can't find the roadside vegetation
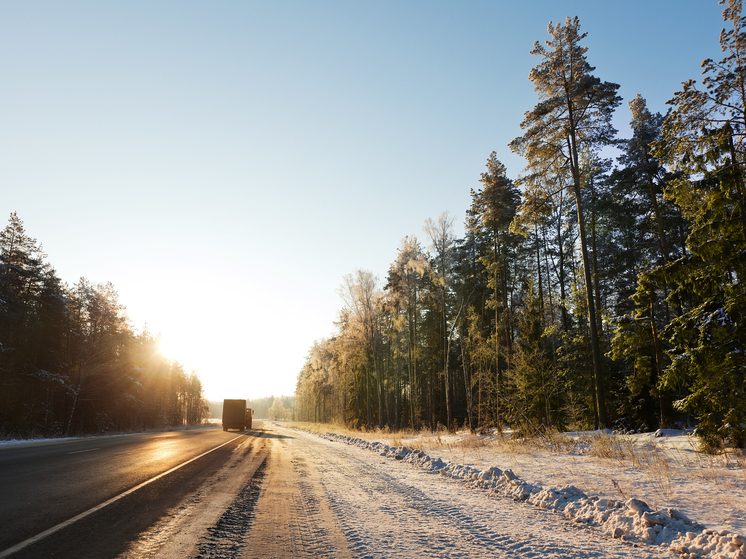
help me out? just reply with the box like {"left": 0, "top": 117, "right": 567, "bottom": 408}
{"left": 0, "top": 213, "right": 208, "bottom": 439}
{"left": 295, "top": 2, "right": 746, "bottom": 452}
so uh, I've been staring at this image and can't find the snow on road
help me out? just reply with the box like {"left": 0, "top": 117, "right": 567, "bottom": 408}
{"left": 276, "top": 424, "right": 663, "bottom": 558}
{"left": 309, "top": 425, "right": 745, "bottom": 559}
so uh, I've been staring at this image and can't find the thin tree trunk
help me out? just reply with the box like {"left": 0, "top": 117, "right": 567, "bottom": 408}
{"left": 567, "top": 125, "right": 607, "bottom": 427}
{"left": 444, "top": 297, "right": 468, "bottom": 431}
{"left": 556, "top": 197, "right": 570, "bottom": 332}
{"left": 493, "top": 235, "right": 501, "bottom": 428}
{"left": 590, "top": 181, "right": 605, "bottom": 349}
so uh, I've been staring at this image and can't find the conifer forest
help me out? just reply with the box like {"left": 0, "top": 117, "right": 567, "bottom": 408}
{"left": 295, "top": 5, "right": 746, "bottom": 450}
{"left": 0, "top": 211, "right": 208, "bottom": 438}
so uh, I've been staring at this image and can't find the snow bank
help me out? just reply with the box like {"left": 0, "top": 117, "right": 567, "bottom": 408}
{"left": 319, "top": 432, "right": 746, "bottom": 559}
{"left": 0, "top": 436, "right": 77, "bottom": 446}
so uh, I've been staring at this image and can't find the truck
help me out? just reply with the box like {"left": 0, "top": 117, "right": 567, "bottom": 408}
{"left": 222, "top": 399, "right": 253, "bottom": 431}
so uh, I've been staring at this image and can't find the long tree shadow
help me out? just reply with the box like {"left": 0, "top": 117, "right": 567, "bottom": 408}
{"left": 244, "top": 429, "right": 295, "bottom": 440}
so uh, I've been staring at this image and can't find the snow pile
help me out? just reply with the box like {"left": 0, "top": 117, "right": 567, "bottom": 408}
{"left": 319, "top": 432, "right": 746, "bottom": 559}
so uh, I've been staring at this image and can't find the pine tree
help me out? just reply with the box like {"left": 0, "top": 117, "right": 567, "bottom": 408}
{"left": 0, "top": 212, "right": 59, "bottom": 434}
{"left": 0, "top": 212, "right": 48, "bottom": 334}
{"left": 607, "top": 96, "right": 691, "bottom": 431}
{"left": 510, "top": 280, "right": 555, "bottom": 431}
{"left": 510, "top": 17, "right": 621, "bottom": 428}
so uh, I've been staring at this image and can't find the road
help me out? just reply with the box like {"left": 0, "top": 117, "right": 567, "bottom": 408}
{"left": 0, "top": 422, "right": 660, "bottom": 559}
{"left": 0, "top": 425, "right": 255, "bottom": 558}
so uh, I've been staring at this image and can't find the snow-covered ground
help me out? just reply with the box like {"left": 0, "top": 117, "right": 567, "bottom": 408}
{"left": 298, "top": 425, "right": 745, "bottom": 559}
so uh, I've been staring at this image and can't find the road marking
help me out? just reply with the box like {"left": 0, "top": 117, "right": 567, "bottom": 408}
{"left": 66, "top": 448, "right": 100, "bottom": 454}
{"left": 0, "top": 435, "right": 244, "bottom": 558}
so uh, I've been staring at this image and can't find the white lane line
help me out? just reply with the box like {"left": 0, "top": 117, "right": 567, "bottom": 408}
{"left": 0, "top": 435, "right": 243, "bottom": 558}
{"left": 67, "top": 448, "right": 100, "bottom": 455}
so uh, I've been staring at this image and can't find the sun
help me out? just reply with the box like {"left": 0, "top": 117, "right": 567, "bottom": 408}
{"left": 157, "top": 333, "right": 179, "bottom": 361}
{"left": 155, "top": 331, "right": 201, "bottom": 370}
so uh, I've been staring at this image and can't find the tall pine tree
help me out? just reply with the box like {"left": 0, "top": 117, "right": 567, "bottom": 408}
{"left": 510, "top": 17, "right": 621, "bottom": 427}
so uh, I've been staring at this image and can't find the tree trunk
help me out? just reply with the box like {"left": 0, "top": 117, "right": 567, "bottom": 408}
{"left": 444, "top": 298, "right": 468, "bottom": 431}
{"left": 493, "top": 235, "right": 501, "bottom": 428}
{"left": 556, "top": 197, "right": 570, "bottom": 332}
{"left": 571, "top": 183, "right": 607, "bottom": 428}
{"left": 590, "top": 182, "right": 605, "bottom": 349}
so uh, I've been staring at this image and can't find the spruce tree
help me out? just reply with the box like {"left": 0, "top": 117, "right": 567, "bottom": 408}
{"left": 469, "top": 153, "right": 521, "bottom": 427}
{"left": 647, "top": 0, "right": 746, "bottom": 448}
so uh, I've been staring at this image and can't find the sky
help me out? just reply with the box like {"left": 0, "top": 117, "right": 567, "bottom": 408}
{"left": 0, "top": 1, "right": 727, "bottom": 401}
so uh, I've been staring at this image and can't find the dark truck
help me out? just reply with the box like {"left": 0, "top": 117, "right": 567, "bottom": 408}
{"left": 222, "top": 399, "right": 253, "bottom": 431}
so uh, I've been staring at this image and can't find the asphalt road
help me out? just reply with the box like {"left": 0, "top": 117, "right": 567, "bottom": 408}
{"left": 0, "top": 425, "right": 251, "bottom": 559}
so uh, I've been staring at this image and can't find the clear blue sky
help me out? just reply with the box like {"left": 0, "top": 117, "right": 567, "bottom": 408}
{"left": 0, "top": 1, "right": 725, "bottom": 400}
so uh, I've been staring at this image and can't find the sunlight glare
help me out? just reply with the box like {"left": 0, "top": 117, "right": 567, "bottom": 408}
{"left": 157, "top": 333, "right": 180, "bottom": 361}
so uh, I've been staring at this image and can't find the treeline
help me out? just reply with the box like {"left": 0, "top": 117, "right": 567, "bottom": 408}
{"left": 0, "top": 213, "right": 208, "bottom": 438}
{"left": 296, "top": 5, "right": 746, "bottom": 450}
{"left": 249, "top": 396, "right": 294, "bottom": 420}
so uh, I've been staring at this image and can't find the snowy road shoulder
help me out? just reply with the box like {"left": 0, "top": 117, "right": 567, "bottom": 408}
{"left": 315, "top": 431, "right": 745, "bottom": 559}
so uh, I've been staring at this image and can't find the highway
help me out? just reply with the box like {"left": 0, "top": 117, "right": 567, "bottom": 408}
{"left": 0, "top": 425, "right": 252, "bottom": 559}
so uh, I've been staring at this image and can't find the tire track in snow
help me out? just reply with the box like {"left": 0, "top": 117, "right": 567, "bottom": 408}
{"left": 240, "top": 433, "right": 352, "bottom": 559}
{"left": 292, "top": 427, "right": 661, "bottom": 558}
{"left": 323, "top": 457, "right": 549, "bottom": 557}
{"left": 192, "top": 458, "right": 267, "bottom": 558}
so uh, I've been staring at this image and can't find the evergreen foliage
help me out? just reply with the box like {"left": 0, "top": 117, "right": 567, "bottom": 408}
{"left": 509, "top": 16, "right": 621, "bottom": 428}
{"left": 274, "top": 5, "right": 746, "bottom": 450}
{"left": 0, "top": 213, "right": 208, "bottom": 438}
